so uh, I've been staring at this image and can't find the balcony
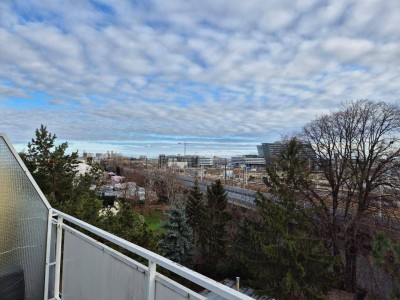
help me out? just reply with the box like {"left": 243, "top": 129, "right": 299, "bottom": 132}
{"left": 0, "top": 134, "right": 253, "bottom": 300}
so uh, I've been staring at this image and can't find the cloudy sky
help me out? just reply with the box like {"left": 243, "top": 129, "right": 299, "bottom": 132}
{"left": 1, "top": 0, "right": 400, "bottom": 157}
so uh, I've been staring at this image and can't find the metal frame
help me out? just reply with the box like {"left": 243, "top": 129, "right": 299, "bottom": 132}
{"left": 43, "top": 208, "right": 54, "bottom": 300}
{"left": 54, "top": 216, "right": 63, "bottom": 300}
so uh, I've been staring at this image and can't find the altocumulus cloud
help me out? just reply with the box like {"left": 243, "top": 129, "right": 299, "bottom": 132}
{"left": 1, "top": 0, "right": 400, "bottom": 156}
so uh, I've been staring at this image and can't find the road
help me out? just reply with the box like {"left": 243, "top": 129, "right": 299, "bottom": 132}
{"left": 179, "top": 175, "right": 261, "bottom": 208}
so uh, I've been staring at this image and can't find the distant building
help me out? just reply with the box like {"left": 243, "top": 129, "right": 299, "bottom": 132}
{"left": 257, "top": 141, "right": 315, "bottom": 167}
{"left": 75, "top": 162, "right": 92, "bottom": 176}
{"left": 199, "top": 156, "right": 214, "bottom": 166}
{"left": 182, "top": 155, "right": 199, "bottom": 168}
{"left": 158, "top": 154, "right": 167, "bottom": 168}
{"left": 158, "top": 154, "right": 200, "bottom": 168}
{"left": 111, "top": 176, "right": 125, "bottom": 188}
{"left": 167, "top": 161, "right": 187, "bottom": 169}
{"left": 257, "top": 142, "right": 286, "bottom": 161}
{"left": 256, "top": 145, "right": 264, "bottom": 157}
{"left": 231, "top": 155, "right": 265, "bottom": 169}
{"left": 213, "top": 156, "right": 228, "bottom": 165}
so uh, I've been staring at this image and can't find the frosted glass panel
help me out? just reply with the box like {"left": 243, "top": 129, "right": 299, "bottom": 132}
{"left": 62, "top": 230, "right": 205, "bottom": 300}
{"left": 62, "top": 230, "right": 147, "bottom": 300}
{"left": 0, "top": 137, "right": 49, "bottom": 299}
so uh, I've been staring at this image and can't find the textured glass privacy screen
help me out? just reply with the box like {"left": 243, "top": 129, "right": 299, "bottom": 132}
{"left": 62, "top": 230, "right": 203, "bottom": 300}
{"left": 0, "top": 136, "right": 49, "bottom": 299}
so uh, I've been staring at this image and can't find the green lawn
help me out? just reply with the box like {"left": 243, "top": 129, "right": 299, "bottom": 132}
{"left": 144, "top": 210, "right": 166, "bottom": 232}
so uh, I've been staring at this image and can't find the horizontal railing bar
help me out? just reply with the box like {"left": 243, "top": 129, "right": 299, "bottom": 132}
{"left": 52, "top": 209, "right": 253, "bottom": 300}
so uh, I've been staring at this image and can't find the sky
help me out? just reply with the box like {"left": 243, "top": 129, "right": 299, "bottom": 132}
{"left": 1, "top": 0, "right": 400, "bottom": 158}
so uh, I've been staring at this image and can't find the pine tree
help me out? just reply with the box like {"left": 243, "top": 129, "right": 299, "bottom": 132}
{"left": 159, "top": 201, "right": 195, "bottom": 267}
{"left": 236, "top": 138, "right": 337, "bottom": 299}
{"left": 21, "top": 124, "right": 79, "bottom": 206}
{"left": 202, "top": 179, "right": 231, "bottom": 271}
{"left": 186, "top": 179, "right": 206, "bottom": 244}
{"left": 100, "top": 202, "right": 159, "bottom": 253}
{"left": 61, "top": 192, "right": 103, "bottom": 227}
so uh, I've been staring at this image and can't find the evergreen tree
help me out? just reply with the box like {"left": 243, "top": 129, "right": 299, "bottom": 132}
{"left": 372, "top": 232, "right": 400, "bottom": 299}
{"left": 61, "top": 192, "right": 103, "bottom": 227}
{"left": 21, "top": 125, "right": 159, "bottom": 257}
{"left": 61, "top": 163, "right": 105, "bottom": 226}
{"left": 236, "top": 138, "right": 336, "bottom": 299}
{"left": 202, "top": 179, "right": 231, "bottom": 271}
{"left": 100, "top": 202, "right": 159, "bottom": 253}
{"left": 21, "top": 124, "right": 79, "bottom": 206}
{"left": 159, "top": 201, "right": 195, "bottom": 267}
{"left": 186, "top": 178, "right": 206, "bottom": 244}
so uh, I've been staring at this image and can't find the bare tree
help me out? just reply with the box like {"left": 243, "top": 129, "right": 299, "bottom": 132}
{"left": 152, "top": 169, "right": 184, "bottom": 204}
{"left": 299, "top": 100, "right": 400, "bottom": 293}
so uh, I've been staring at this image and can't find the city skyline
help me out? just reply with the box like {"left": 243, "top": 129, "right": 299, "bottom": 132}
{"left": 1, "top": 1, "right": 400, "bottom": 156}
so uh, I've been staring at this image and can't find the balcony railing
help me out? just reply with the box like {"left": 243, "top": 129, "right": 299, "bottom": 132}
{"left": 48, "top": 209, "right": 253, "bottom": 300}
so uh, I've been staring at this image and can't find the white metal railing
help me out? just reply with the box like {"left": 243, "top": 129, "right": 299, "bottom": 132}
{"left": 46, "top": 208, "right": 253, "bottom": 300}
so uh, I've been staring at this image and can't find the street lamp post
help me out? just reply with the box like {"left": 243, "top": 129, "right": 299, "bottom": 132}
{"left": 178, "top": 141, "right": 188, "bottom": 171}
{"left": 224, "top": 158, "right": 227, "bottom": 185}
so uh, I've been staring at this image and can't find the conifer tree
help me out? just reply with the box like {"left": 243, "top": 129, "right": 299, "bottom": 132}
{"left": 21, "top": 124, "right": 79, "bottom": 206}
{"left": 21, "top": 125, "right": 159, "bottom": 256}
{"left": 236, "top": 138, "right": 336, "bottom": 299}
{"left": 186, "top": 178, "right": 206, "bottom": 244}
{"left": 159, "top": 201, "right": 195, "bottom": 267}
{"left": 202, "top": 179, "right": 231, "bottom": 271}
{"left": 100, "top": 202, "right": 159, "bottom": 253}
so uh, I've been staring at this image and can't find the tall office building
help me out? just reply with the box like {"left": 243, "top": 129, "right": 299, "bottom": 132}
{"left": 257, "top": 141, "right": 315, "bottom": 166}
{"left": 256, "top": 145, "right": 264, "bottom": 157}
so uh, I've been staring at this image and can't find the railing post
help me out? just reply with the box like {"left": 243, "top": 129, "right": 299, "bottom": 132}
{"left": 54, "top": 216, "right": 63, "bottom": 300}
{"left": 147, "top": 260, "right": 156, "bottom": 300}
{"left": 43, "top": 208, "right": 53, "bottom": 300}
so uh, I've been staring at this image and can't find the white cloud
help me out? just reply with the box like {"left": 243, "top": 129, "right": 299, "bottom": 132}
{"left": 0, "top": 0, "right": 400, "bottom": 155}
{"left": 323, "top": 37, "right": 375, "bottom": 63}
{"left": 0, "top": 85, "right": 29, "bottom": 99}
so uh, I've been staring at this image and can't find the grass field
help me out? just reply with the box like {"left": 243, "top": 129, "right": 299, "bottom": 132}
{"left": 144, "top": 209, "right": 167, "bottom": 232}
